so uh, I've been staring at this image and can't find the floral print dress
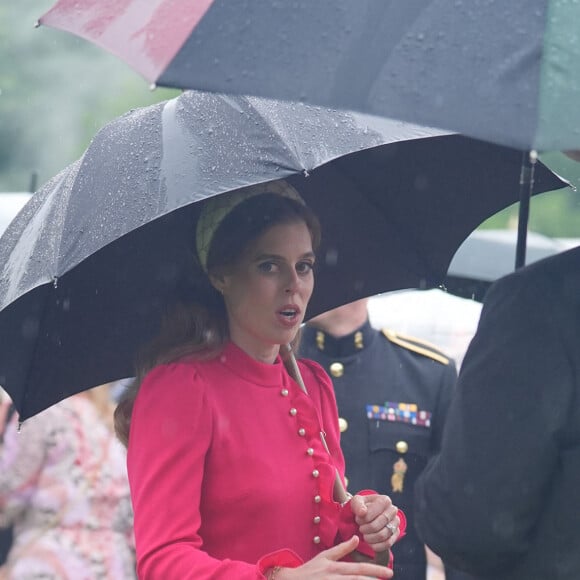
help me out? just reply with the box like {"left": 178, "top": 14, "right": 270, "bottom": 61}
{"left": 0, "top": 395, "right": 135, "bottom": 579}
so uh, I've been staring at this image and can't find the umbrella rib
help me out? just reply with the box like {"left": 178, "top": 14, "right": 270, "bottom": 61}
{"left": 243, "top": 99, "right": 305, "bottom": 172}
{"left": 17, "top": 287, "right": 54, "bottom": 421}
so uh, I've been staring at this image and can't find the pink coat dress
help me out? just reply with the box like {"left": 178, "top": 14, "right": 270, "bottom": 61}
{"left": 0, "top": 395, "right": 136, "bottom": 579}
{"left": 128, "top": 341, "right": 402, "bottom": 579}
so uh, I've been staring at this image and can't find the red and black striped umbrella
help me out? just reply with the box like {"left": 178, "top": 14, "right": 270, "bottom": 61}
{"left": 39, "top": 0, "right": 580, "bottom": 152}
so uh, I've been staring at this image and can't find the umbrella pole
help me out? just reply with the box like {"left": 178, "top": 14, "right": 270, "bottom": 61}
{"left": 515, "top": 150, "right": 538, "bottom": 269}
{"left": 284, "top": 344, "right": 391, "bottom": 567}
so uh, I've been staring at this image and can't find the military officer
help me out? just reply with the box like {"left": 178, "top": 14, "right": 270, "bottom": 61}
{"left": 300, "top": 298, "right": 460, "bottom": 580}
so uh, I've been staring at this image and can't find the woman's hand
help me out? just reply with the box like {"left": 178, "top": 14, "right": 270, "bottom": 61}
{"left": 274, "top": 535, "right": 393, "bottom": 578}
{"left": 350, "top": 494, "right": 401, "bottom": 553}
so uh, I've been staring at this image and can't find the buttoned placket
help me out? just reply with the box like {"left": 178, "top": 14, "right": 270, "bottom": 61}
{"left": 280, "top": 385, "right": 323, "bottom": 546}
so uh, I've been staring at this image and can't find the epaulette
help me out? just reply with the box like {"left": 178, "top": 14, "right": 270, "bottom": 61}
{"left": 381, "top": 329, "right": 450, "bottom": 365}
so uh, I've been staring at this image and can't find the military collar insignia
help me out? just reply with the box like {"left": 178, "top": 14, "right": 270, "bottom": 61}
{"left": 308, "top": 319, "right": 375, "bottom": 357}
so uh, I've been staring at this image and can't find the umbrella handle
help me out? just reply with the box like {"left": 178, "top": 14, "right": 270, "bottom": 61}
{"left": 285, "top": 344, "right": 391, "bottom": 567}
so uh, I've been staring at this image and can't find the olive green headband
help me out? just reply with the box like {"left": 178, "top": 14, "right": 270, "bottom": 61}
{"left": 196, "top": 180, "right": 304, "bottom": 272}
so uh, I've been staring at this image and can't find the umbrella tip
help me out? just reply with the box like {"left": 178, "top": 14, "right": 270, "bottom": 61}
{"left": 149, "top": 83, "right": 157, "bottom": 91}
{"left": 34, "top": 20, "right": 41, "bottom": 28}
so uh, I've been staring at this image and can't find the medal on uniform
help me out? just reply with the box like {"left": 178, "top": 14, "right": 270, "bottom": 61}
{"left": 391, "top": 457, "right": 408, "bottom": 493}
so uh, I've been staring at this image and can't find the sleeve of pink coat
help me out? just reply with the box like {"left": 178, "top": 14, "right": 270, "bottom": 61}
{"left": 299, "top": 360, "right": 406, "bottom": 563}
{"left": 127, "top": 363, "right": 302, "bottom": 580}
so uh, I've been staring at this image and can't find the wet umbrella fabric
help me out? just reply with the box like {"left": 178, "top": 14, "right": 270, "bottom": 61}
{"left": 0, "top": 91, "right": 565, "bottom": 420}
{"left": 39, "top": 0, "right": 580, "bottom": 152}
{"left": 445, "top": 229, "right": 574, "bottom": 301}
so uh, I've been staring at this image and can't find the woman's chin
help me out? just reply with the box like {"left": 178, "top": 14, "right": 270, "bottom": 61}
{"left": 271, "top": 328, "right": 300, "bottom": 347}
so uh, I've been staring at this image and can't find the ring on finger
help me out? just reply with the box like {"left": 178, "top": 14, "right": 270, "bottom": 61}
{"left": 385, "top": 522, "right": 398, "bottom": 535}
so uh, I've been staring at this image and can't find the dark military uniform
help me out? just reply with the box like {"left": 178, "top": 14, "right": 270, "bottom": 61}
{"left": 300, "top": 320, "right": 457, "bottom": 580}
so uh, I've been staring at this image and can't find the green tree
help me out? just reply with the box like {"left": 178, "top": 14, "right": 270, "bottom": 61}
{"left": 481, "top": 152, "right": 580, "bottom": 238}
{"left": 0, "top": 1, "right": 177, "bottom": 191}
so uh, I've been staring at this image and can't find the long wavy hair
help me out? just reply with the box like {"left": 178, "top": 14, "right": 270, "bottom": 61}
{"left": 115, "top": 192, "right": 321, "bottom": 446}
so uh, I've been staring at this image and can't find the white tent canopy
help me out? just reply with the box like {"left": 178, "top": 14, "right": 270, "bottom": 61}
{"left": 368, "top": 288, "right": 483, "bottom": 369}
{"left": 0, "top": 192, "right": 32, "bottom": 235}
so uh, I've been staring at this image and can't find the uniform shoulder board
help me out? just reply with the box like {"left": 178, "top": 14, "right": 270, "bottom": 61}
{"left": 381, "top": 328, "right": 450, "bottom": 365}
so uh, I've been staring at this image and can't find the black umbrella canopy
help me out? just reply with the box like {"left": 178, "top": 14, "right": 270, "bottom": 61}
{"left": 0, "top": 91, "right": 565, "bottom": 419}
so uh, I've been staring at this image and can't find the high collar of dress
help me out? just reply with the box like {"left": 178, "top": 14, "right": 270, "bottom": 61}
{"left": 304, "top": 319, "right": 375, "bottom": 358}
{"left": 220, "top": 341, "right": 286, "bottom": 386}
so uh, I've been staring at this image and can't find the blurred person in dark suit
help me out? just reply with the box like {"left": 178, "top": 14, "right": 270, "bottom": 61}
{"left": 415, "top": 247, "right": 580, "bottom": 579}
